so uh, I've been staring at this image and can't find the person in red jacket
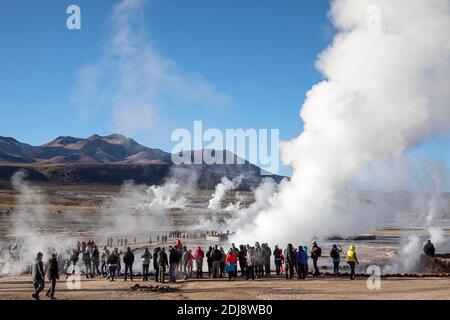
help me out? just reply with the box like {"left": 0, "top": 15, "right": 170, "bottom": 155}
{"left": 193, "top": 246, "right": 205, "bottom": 278}
{"left": 225, "top": 248, "right": 238, "bottom": 281}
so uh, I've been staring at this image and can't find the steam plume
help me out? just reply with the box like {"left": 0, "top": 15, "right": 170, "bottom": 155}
{"left": 233, "top": 0, "right": 450, "bottom": 244}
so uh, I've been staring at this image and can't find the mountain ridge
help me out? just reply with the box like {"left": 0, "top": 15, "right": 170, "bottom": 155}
{"left": 0, "top": 134, "right": 284, "bottom": 189}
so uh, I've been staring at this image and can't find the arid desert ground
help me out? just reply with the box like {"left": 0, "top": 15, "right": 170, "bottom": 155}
{"left": 1, "top": 183, "right": 450, "bottom": 300}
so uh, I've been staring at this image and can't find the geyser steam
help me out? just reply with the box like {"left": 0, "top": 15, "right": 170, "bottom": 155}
{"left": 234, "top": 0, "right": 450, "bottom": 244}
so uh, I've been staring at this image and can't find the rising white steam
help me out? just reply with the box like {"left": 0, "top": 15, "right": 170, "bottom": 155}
{"left": 100, "top": 167, "right": 198, "bottom": 234}
{"left": 233, "top": 0, "right": 450, "bottom": 244}
{"left": 1, "top": 171, "right": 75, "bottom": 275}
{"left": 224, "top": 192, "right": 245, "bottom": 211}
{"left": 207, "top": 176, "right": 243, "bottom": 210}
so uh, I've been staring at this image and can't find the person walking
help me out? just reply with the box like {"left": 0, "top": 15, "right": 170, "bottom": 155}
{"left": 123, "top": 247, "right": 135, "bottom": 281}
{"left": 330, "top": 244, "right": 342, "bottom": 277}
{"left": 31, "top": 252, "right": 45, "bottom": 300}
{"left": 141, "top": 248, "right": 151, "bottom": 281}
{"left": 45, "top": 253, "right": 59, "bottom": 299}
{"left": 346, "top": 245, "right": 359, "bottom": 280}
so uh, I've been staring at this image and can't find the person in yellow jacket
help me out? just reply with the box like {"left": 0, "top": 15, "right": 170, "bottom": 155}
{"left": 346, "top": 245, "right": 359, "bottom": 280}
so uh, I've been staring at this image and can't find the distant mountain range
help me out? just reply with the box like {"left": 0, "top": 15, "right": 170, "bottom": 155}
{"left": 0, "top": 134, "right": 283, "bottom": 188}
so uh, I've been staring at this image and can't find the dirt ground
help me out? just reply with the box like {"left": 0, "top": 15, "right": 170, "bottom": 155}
{"left": 1, "top": 274, "right": 449, "bottom": 300}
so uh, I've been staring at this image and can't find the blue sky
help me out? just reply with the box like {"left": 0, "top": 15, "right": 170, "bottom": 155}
{"left": 0, "top": 0, "right": 448, "bottom": 177}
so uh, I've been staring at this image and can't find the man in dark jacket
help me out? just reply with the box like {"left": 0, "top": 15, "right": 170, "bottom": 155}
{"left": 31, "top": 252, "right": 45, "bottom": 300}
{"left": 284, "top": 244, "right": 295, "bottom": 279}
{"left": 45, "top": 253, "right": 59, "bottom": 299}
{"left": 153, "top": 247, "right": 160, "bottom": 282}
{"left": 311, "top": 241, "right": 322, "bottom": 276}
{"left": 123, "top": 247, "right": 135, "bottom": 281}
{"left": 169, "top": 246, "right": 181, "bottom": 282}
{"left": 211, "top": 245, "right": 222, "bottom": 278}
{"left": 157, "top": 247, "right": 168, "bottom": 283}
{"left": 423, "top": 240, "right": 436, "bottom": 256}
{"left": 238, "top": 245, "right": 247, "bottom": 278}
{"left": 206, "top": 246, "right": 213, "bottom": 276}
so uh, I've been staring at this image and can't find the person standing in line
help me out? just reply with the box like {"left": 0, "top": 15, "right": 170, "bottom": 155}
{"left": 211, "top": 245, "right": 222, "bottom": 278}
{"left": 153, "top": 247, "right": 160, "bottom": 282}
{"left": 193, "top": 246, "right": 204, "bottom": 278}
{"left": 91, "top": 245, "right": 101, "bottom": 277}
{"left": 106, "top": 249, "right": 119, "bottom": 281}
{"left": 284, "top": 244, "right": 295, "bottom": 280}
{"left": 246, "top": 247, "right": 256, "bottom": 280}
{"left": 225, "top": 248, "right": 238, "bottom": 281}
{"left": 157, "top": 247, "right": 168, "bottom": 283}
{"left": 263, "top": 243, "right": 272, "bottom": 277}
{"left": 169, "top": 246, "right": 180, "bottom": 282}
{"left": 101, "top": 246, "right": 109, "bottom": 278}
{"left": 296, "top": 246, "right": 308, "bottom": 280}
{"left": 273, "top": 245, "right": 283, "bottom": 276}
{"left": 206, "top": 246, "right": 213, "bottom": 276}
{"left": 123, "top": 247, "right": 135, "bottom": 281}
{"left": 238, "top": 245, "right": 248, "bottom": 279}
{"left": 82, "top": 249, "right": 92, "bottom": 279}
{"left": 220, "top": 247, "right": 226, "bottom": 277}
{"left": 310, "top": 241, "right": 322, "bottom": 277}
{"left": 141, "top": 248, "right": 151, "bottom": 281}
{"left": 330, "top": 244, "right": 342, "bottom": 277}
